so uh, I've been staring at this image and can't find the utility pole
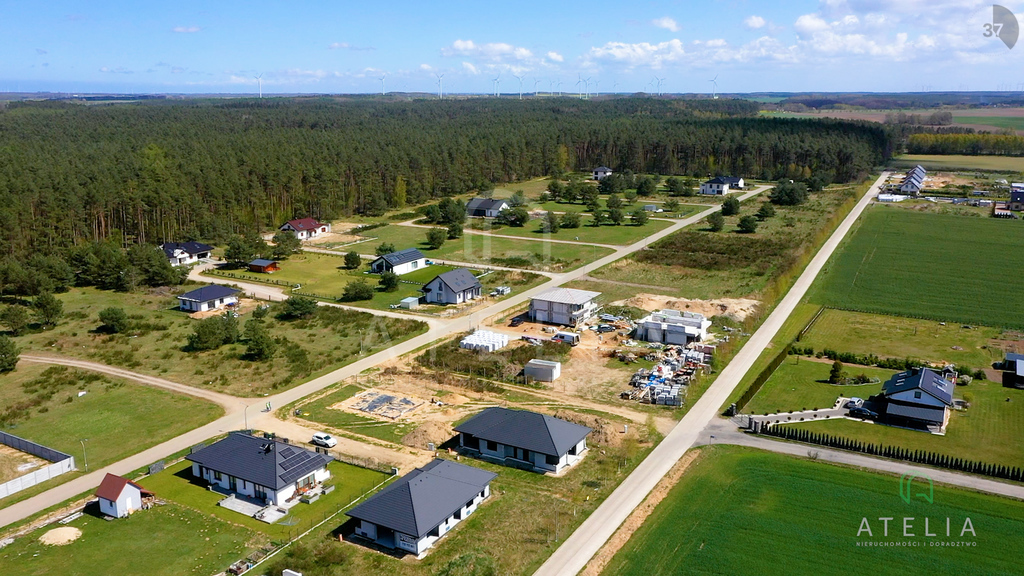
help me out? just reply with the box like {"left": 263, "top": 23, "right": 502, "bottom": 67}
{"left": 79, "top": 439, "right": 89, "bottom": 472}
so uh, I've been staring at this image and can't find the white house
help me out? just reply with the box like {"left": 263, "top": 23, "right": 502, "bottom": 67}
{"left": 369, "top": 248, "right": 428, "bottom": 275}
{"left": 422, "top": 268, "right": 482, "bottom": 305}
{"left": 455, "top": 407, "right": 591, "bottom": 473}
{"left": 279, "top": 218, "right": 331, "bottom": 240}
{"left": 881, "top": 368, "right": 954, "bottom": 431}
{"left": 529, "top": 287, "right": 601, "bottom": 327}
{"left": 899, "top": 165, "right": 926, "bottom": 196}
{"left": 161, "top": 241, "right": 214, "bottom": 266}
{"left": 636, "top": 309, "right": 712, "bottom": 345}
{"left": 95, "top": 473, "right": 153, "bottom": 518}
{"left": 186, "top": 433, "right": 332, "bottom": 507}
{"left": 177, "top": 285, "right": 239, "bottom": 312}
{"left": 348, "top": 459, "right": 497, "bottom": 557}
{"left": 699, "top": 176, "right": 744, "bottom": 195}
{"left": 592, "top": 166, "right": 613, "bottom": 181}
{"left": 465, "top": 198, "right": 510, "bottom": 218}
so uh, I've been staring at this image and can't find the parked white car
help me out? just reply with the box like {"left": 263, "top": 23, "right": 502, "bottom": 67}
{"left": 311, "top": 432, "right": 337, "bottom": 448}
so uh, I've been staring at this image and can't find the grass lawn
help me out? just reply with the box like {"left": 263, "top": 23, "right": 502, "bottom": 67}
{"left": 468, "top": 217, "right": 674, "bottom": 245}
{"left": 788, "top": 378, "right": 1024, "bottom": 469}
{"left": 353, "top": 225, "right": 614, "bottom": 272}
{"left": 744, "top": 357, "right": 894, "bottom": 414}
{"left": 808, "top": 206, "right": 1024, "bottom": 329}
{"left": 292, "top": 384, "right": 410, "bottom": 445}
{"left": 0, "top": 502, "right": 261, "bottom": 576}
{"left": 890, "top": 154, "right": 1024, "bottom": 172}
{"left": 8, "top": 288, "right": 426, "bottom": 396}
{"left": 603, "top": 446, "right": 1024, "bottom": 576}
{"left": 140, "top": 459, "right": 389, "bottom": 542}
{"left": 799, "top": 309, "right": 1004, "bottom": 369}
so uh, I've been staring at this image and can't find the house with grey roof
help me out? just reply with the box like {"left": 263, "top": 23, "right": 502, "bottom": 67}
{"left": 899, "top": 165, "right": 926, "bottom": 195}
{"left": 881, "top": 367, "right": 954, "bottom": 431}
{"left": 1001, "top": 353, "right": 1024, "bottom": 388}
{"left": 465, "top": 197, "right": 509, "bottom": 218}
{"left": 699, "top": 176, "right": 744, "bottom": 195}
{"left": 370, "top": 248, "right": 428, "bottom": 275}
{"left": 186, "top": 433, "right": 332, "bottom": 506}
{"left": 454, "top": 407, "right": 591, "bottom": 473}
{"left": 529, "top": 287, "right": 601, "bottom": 326}
{"left": 347, "top": 459, "right": 496, "bottom": 557}
{"left": 177, "top": 285, "right": 240, "bottom": 312}
{"left": 422, "top": 268, "right": 482, "bottom": 305}
{"left": 161, "top": 241, "right": 214, "bottom": 266}
{"left": 592, "top": 166, "right": 613, "bottom": 181}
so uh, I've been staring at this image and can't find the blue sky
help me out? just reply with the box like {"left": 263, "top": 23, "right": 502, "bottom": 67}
{"left": 3, "top": 0, "right": 1023, "bottom": 94}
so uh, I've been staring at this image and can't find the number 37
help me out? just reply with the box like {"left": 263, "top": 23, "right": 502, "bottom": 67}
{"left": 984, "top": 22, "right": 1004, "bottom": 37}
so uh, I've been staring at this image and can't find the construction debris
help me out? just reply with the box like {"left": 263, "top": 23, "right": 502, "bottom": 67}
{"left": 619, "top": 344, "right": 711, "bottom": 407}
{"left": 350, "top": 390, "right": 424, "bottom": 420}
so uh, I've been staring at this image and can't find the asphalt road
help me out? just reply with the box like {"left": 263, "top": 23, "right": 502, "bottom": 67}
{"left": 532, "top": 173, "right": 890, "bottom": 576}
{"left": 0, "top": 187, "right": 767, "bottom": 529}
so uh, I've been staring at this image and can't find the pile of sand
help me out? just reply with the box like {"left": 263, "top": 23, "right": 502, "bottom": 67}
{"left": 553, "top": 410, "right": 626, "bottom": 448}
{"left": 402, "top": 421, "right": 455, "bottom": 450}
{"left": 612, "top": 294, "right": 760, "bottom": 322}
{"left": 39, "top": 527, "right": 81, "bottom": 546}
{"left": 444, "top": 393, "right": 471, "bottom": 405}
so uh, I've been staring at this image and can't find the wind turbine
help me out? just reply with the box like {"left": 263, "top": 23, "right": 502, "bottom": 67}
{"left": 653, "top": 76, "right": 664, "bottom": 96}
{"left": 492, "top": 71, "right": 501, "bottom": 97}
{"left": 709, "top": 75, "right": 719, "bottom": 99}
{"left": 593, "top": 80, "right": 600, "bottom": 98}
{"left": 613, "top": 81, "right": 619, "bottom": 94}
{"left": 513, "top": 74, "right": 524, "bottom": 99}
{"left": 576, "top": 74, "right": 583, "bottom": 99}
{"left": 435, "top": 73, "right": 444, "bottom": 100}
{"left": 254, "top": 73, "right": 263, "bottom": 98}
{"left": 379, "top": 74, "right": 386, "bottom": 96}
{"left": 583, "top": 77, "right": 591, "bottom": 99}
{"left": 533, "top": 78, "right": 541, "bottom": 96}
{"left": 556, "top": 80, "right": 563, "bottom": 96}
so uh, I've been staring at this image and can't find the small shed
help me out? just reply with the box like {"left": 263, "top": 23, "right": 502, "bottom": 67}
{"left": 96, "top": 473, "right": 153, "bottom": 518}
{"left": 248, "top": 259, "right": 280, "bottom": 273}
{"left": 643, "top": 204, "right": 658, "bottom": 212}
{"left": 400, "top": 296, "right": 420, "bottom": 310}
{"left": 524, "top": 359, "right": 561, "bottom": 382}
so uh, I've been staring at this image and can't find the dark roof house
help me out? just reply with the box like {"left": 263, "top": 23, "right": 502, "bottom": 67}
{"left": 283, "top": 218, "right": 325, "bottom": 232}
{"left": 177, "top": 285, "right": 240, "bottom": 312}
{"left": 370, "top": 248, "right": 428, "bottom": 275}
{"left": 422, "top": 268, "right": 482, "bottom": 305}
{"left": 465, "top": 198, "right": 509, "bottom": 218}
{"left": 186, "top": 433, "right": 332, "bottom": 492}
{"left": 161, "top": 241, "right": 214, "bottom": 260}
{"left": 455, "top": 407, "right": 591, "bottom": 472}
{"left": 881, "top": 368, "right": 954, "bottom": 429}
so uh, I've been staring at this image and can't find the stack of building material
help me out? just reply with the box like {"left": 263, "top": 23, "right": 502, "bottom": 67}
{"left": 459, "top": 330, "right": 509, "bottom": 352}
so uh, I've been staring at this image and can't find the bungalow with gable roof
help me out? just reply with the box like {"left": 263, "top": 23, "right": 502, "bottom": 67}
{"left": 161, "top": 241, "right": 214, "bottom": 266}
{"left": 465, "top": 198, "right": 509, "bottom": 218}
{"left": 370, "top": 248, "right": 428, "bottom": 275}
{"left": 279, "top": 218, "right": 331, "bottom": 240}
{"left": 422, "top": 268, "right": 482, "bottom": 305}
{"left": 96, "top": 473, "right": 154, "bottom": 518}
{"left": 455, "top": 407, "right": 591, "bottom": 473}
{"left": 177, "top": 285, "right": 239, "bottom": 312}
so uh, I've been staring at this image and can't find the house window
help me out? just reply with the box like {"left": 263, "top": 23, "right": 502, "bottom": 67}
{"left": 486, "top": 440, "right": 497, "bottom": 452}
{"left": 914, "top": 391, "right": 922, "bottom": 399}
{"left": 213, "top": 471, "right": 222, "bottom": 481}
{"left": 546, "top": 454, "right": 559, "bottom": 466}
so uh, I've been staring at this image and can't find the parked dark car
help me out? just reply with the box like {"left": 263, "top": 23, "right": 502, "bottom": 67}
{"left": 510, "top": 317, "right": 525, "bottom": 327}
{"left": 848, "top": 407, "right": 878, "bottom": 419}
{"left": 596, "top": 324, "right": 616, "bottom": 333}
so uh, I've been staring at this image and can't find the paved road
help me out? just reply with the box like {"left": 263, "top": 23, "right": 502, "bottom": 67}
{"left": 0, "top": 186, "right": 768, "bottom": 529}
{"left": 699, "top": 418, "right": 1024, "bottom": 501}
{"left": 533, "top": 174, "right": 889, "bottom": 576}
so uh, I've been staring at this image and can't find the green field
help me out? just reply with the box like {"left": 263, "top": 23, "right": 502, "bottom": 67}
{"left": 468, "top": 216, "right": 674, "bottom": 245}
{"left": 809, "top": 207, "right": 1024, "bottom": 329}
{"left": 744, "top": 357, "right": 894, "bottom": 415}
{"left": 952, "top": 116, "right": 1024, "bottom": 132}
{"left": 140, "top": 459, "right": 388, "bottom": 541}
{"left": 9, "top": 288, "right": 426, "bottom": 396}
{"left": 354, "top": 224, "right": 614, "bottom": 271}
{"left": 0, "top": 502, "right": 261, "bottom": 576}
{"left": 890, "top": 154, "right": 1024, "bottom": 172}
{"left": 603, "top": 446, "right": 1024, "bottom": 576}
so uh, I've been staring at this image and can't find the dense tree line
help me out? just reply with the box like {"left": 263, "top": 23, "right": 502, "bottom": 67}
{"left": 907, "top": 132, "right": 1024, "bottom": 155}
{"left": 0, "top": 97, "right": 891, "bottom": 259}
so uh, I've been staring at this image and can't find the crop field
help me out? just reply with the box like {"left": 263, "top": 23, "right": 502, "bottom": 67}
{"left": 0, "top": 502, "right": 261, "bottom": 576}
{"left": 602, "top": 446, "right": 1024, "bottom": 576}
{"left": 890, "top": 154, "right": 1024, "bottom": 172}
{"left": 744, "top": 357, "right": 894, "bottom": 415}
{"left": 10, "top": 288, "right": 426, "bottom": 396}
{"left": 809, "top": 207, "right": 1024, "bottom": 329}
{"left": 952, "top": 115, "right": 1024, "bottom": 132}
{"left": 789, "top": 376, "right": 1024, "bottom": 469}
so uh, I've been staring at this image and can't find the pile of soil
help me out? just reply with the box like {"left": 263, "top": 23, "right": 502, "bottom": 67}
{"left": 402, "top": 421, "right": 454, "bottom": 450}
{"left": 612, "top": 293, "right": 760, "bottom": 322}
{"left": 443, "top": 393, "right": 471, "bottom": 405}
{"left": 39, "top": 527, "right": 81, "bottom": 546}
{"left": 553, "top": 410, "right": 626, "bottom": 448}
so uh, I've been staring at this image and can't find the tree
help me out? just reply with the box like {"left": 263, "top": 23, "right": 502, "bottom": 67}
{"left": 560, "top": 211, "right": 582, "bottom": 229}
{"left": 829, "top": 360, "right": 845, "bottom": 384}
{"left": 342, "top": 279, "right": 375, "bottom": 301}
{"left": 1, "top": 306, "right": 29, "bottom": 336}
{"left": 447, "top": 222, "right": 463, "bottom": 239}
{"left": 756, "top": 202, "right": 776, "bottom": 221}
{"left": 379, "top": 271, "right": 400, "bottom": 292}
{"left": 542, "top": 211, "right": 560, "bottom": 234}
{"left": 497, "top": 207, "right": 529, "bottom": 227}
{"left": 221, "top": 313, "right": 240, "bottom": 344}
{"left": 271, "top": 230, "right": 302, "bottom": 259}
{"left": 438, "top": 198, "right": 466, "bottom": 224}
{"left": 33, "top": 292, "right": 63, "bottom": 327}
{"left": 281, "top": 296, "right": 318, "bottom": 319}
{"left": 126, "top": 245, "right": 178, "bottom": 287}
{"left": 737, "top": 215, "right": 759, "bottom": 233}
{"left": 598, "top": 174, "right": 624, "bottom": 195}
{"left": 664, "top": 198, "right": 681, "bottom": 214}
{"left": 422, "top": 204, "right": 442, "bottom": 224}
{"left": 375, "top": 242, "right": 397, "bottom": 257}
{"left": 0, "top": 334, "right": 19, "bottom": 373}
{"left": 225, "top": 235, "right": 255, "bottom": 266}
{"left": 630, "top": 207, "right": 650, "bottom": 226}
{"left": 606, "top": 194, "right": 622, "bottom": 210}
{"left": 548, "top": 179, "right": 565, "bottom": 201}
{"left": 591, "top": 209, "right": 608, "bottom": 226}
{"left": 722, "top": 196, "right": 741, "bottom": 216}
{"left": 426, "top": 227, "right": 447, "bottom": 249}
{"left": 344, "top": 251, "right": 362, "bottom": 269}
{"left": 98, "top": 307, "right": 131, "bottom": 333}
{"left": 507, "top": 190, "right": 527, "bottom": 207}
{"left": 580, "top": 185, "right": 599, "bottom": 209}
{"left": 243, "top": 319, "right": 277, "bottom": 361}
{"left": 187, "top": 317, "right": 227, "bottom": 351}
{"left": 707, "top": 212, "right": 725, "bottom": 232}
{"left": 636, "top": 177, "right": 657, "bottom": 196}
{"left": 623, "top": 188, "right": 638, "bottom": 204}
{"left": 666, "top": 176, "right": 684, "bottom": 196}
{"left": 683, "top": 177, "right": 698, "bottom": 197}
{"left": 608, "top": 208, "right": 625, "bottom": 225}
{"left": 770, "top": 181, "right": 810, "bottom": 206}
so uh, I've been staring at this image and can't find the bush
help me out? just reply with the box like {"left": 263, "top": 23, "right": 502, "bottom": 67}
{"left": 243, "top": 319, "right": 276, "bottom": 361}
{"left": 375, "top": 242, "right": 397, "bottom": 257}
{"left": 281, "top": 296, "right": 318, "bottom": 319}
{"left": 497, "top": 206, "right": 530, "bottom": 227}
{"left": 770, "top": 180, "right": 809, "bottom": 206}
{"left": 427, "top": 227, "right": 447, "bottom": 249}
{"left": 98, "top": 307, "right": 131, "bottom": 333}
{"left": 542, "top": 211, "right": 560, "bottom": 233}
{"left": 1, "top": 305, "right": 30, "bottom": 336}
{"left": 33, "top": 292, "right": 63, "bottom": 327}
{"left": 379, "top": 271, "right": 400, "bottom": 292}
{"left": 447, "top": 222, "right": 464, "bottom": 239}
{"left": 722, "top": 196, "right": 741, "bottom": 216}
{"left": 707, "top": 212, "right": 725, "bottom": 232}
{"left": 560, "top": 211, "right": 582, "bottom": 229}
{"left": 630, "top": 207, "right": 650, "bottom": 226}
{"left": 344, "top": 251, "right": 362, "bottom": 269}
{"left": 737, "top": 215, "right": 759, "bottom": 233}
{"left": 187, "top": 317, "right": 230, "bottom": 351}
{"left": 0, "top": 334, "right": 19, "bottom": 373}
{"left": 342, "top": 279, "right": 375, "bottom": 301}
{"left": 756, "top": 202, "right": 776, "bottom": 220}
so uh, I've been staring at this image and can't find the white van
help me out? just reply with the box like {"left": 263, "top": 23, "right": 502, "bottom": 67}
{"left": 552, "top": 331, "right": 580, "bottom": 346}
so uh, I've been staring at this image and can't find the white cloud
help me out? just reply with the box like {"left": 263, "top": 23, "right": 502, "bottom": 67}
{"left": 419, "top": 63, "right": 433, "bottom": 71}
{"left": 705, "top": 39, "right": 727, "bottom": 48}
{"left": 328, "top": 41, "right": 375, "bottom": 51}
{"left": 99, "top": 66, "right": 133, "bottom": 74}
{"left": 651, "top": 16, "right": 680, "bottom": 32}
{"left": 462, "top": 62, "right": 480, "bottom": 74}
{"left": 172, "top": 26, "right": 201, "bottom": 33}
{"left": 744, "top": 15, "right": 766, "bottom": 29}
{"left": 546, "top": 51, "right": 564, "bottom": 62}
{"left": 588, "top": 39, "right": 686, "bottom": 69}
{"left": 442, "top": 39, "right": 533, "bottom": 61}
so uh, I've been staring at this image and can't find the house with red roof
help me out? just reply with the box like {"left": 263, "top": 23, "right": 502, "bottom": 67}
{"left": 279, "top": 218, "right": 331, "bottom": 240}
{"left": 96, "top": 473, "right": 153, "bottom": 518}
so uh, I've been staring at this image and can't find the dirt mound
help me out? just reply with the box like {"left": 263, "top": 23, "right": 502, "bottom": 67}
{"left": 553, "top": 410, "right": 626, "bottom": 448}
{"left": 444, "top": 393, "right": 471, "bottom": 405}
{"left": 612, "top": 293, "right": 760, "bottom": 322}
{"left": 402, "top": 421, "right": 455, "bottom": 449}
{"left": 39, "top": 527, "right": 81, "bottom": 546}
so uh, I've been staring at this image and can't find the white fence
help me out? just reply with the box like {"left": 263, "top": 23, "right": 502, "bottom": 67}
{"left": 0, "top": 432, "right": 75, "bottom": 499}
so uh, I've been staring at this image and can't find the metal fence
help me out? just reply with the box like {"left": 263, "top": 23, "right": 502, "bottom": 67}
{"left": 0, "top": 432, "right": 76, "bottom": 499}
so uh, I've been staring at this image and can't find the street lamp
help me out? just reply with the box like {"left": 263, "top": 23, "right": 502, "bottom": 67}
{"left": 79, "top": 439, "right": 89, "bottom": 472}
